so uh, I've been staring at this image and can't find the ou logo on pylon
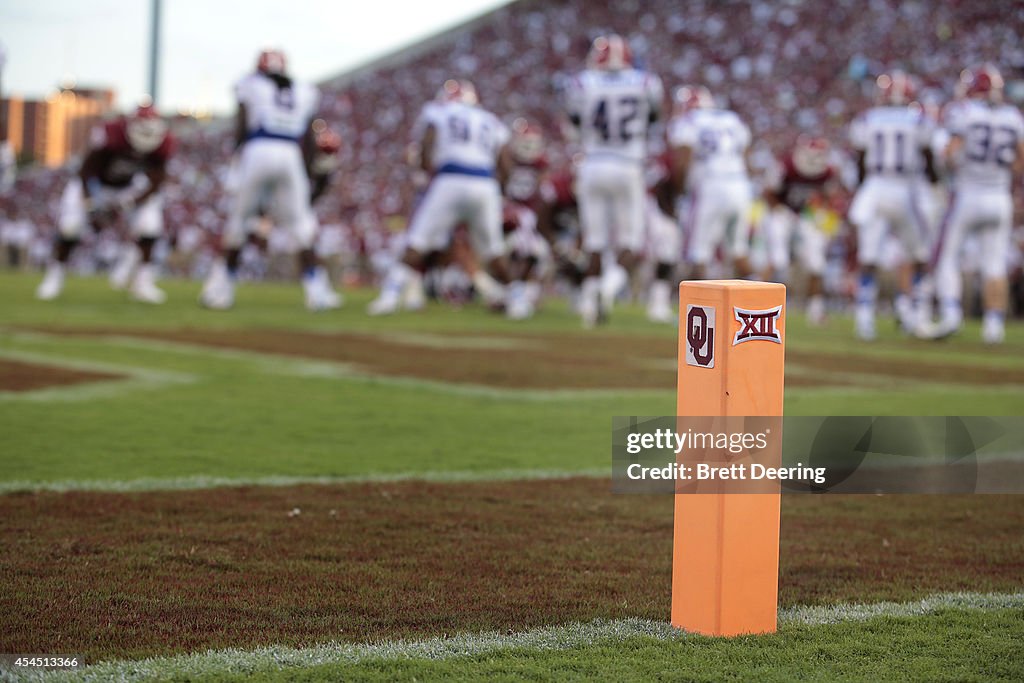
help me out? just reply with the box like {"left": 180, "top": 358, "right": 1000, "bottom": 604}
{"left": 685, "top": 305, "right": 715, "bottom": 368}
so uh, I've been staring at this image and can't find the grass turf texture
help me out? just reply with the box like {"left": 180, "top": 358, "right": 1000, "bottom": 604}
{"left": 2, "top": 272, "right": 1023, "bottom": 488}
{"left": 1, "top": 483, "right": 1022, "bottom": 662}
{"left": 1, "top": 271, "right": 1023, "bottom": 680}
{"left": 203, "top": 609, "right": 1024, "bottom": 683}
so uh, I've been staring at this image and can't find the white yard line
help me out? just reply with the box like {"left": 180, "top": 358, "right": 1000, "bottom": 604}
{"left": 0, "top": 468, "right": 608, "bottom": 494}
{"left": 2, "top": 330, "right": 673, "bottom": 401}
{"left": 0, "top": 347, "right": 196, "bottom": 403}
{"left": 13, "top": 592, "right": 1024, "bottom": 682}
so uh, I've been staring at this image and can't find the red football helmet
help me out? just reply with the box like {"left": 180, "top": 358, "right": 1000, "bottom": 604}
{"left": 126, "top": 102, "right": 168, "bottom": 153}
{"left": 437, "top": 79, "right": 478, "bottom": 105}
{"left": 510, "top": 118, "right": 544, "bottom": 164}
{"left": 310, "top": 125, "right": 341, "bottom": 175}
{"left": 673, "top": 85, "right": 713, "bottom": 116}
{"left": 876, "top": 71, "right": 915, "bottom": 105}
{"left": 792, "top": 135, "right": 830, "bottom": 178}
{"left": 587, "top": 34, "right": 633, "bottom": 71}
{"left": 965, "top": 64, "right": 1004, "bottom": 103}
{"left": 316, "top": 129, "right": 341, "bottom": 155}
{"left": 257, "top": 49, "right": 287, "bottom": 76}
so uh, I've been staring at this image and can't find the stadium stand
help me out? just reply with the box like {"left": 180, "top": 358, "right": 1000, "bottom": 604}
{"left": 3, "top": 0, "right": 1023, "bottom": 291}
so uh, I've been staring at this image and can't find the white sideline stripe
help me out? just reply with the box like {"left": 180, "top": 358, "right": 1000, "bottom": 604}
{"left": 17, "top": 592, "right": 1024, "bottom": 682}
{"left": 374, "top": 331, "right": 543, "bottom": 351}
{"left": 5, "top": 331, "right": 672, "bottom": 401}
{"left": 0, "top": 468, "right": 608, "bottom": 494}
{"left": 0, "top": 347, "right": 196, "bottom": 402}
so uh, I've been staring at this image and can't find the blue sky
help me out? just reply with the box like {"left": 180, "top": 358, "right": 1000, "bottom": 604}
{"left": 0, "top": 0, "right": 511, "bottom": 114}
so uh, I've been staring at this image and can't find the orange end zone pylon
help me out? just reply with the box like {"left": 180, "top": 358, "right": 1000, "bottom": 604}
{"left": 672, "top": 280, "right": 786, "bottom": 636}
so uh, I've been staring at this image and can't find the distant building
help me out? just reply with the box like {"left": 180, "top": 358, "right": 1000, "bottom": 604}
{"left": 1, "top": 87, "right": 115, "bottom": 167}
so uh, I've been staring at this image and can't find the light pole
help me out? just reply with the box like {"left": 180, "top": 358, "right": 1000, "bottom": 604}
{"left": 148, "top": 0, "right": 161, "bottom": 106}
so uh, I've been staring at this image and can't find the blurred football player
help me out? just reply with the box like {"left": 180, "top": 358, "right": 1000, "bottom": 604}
{"left": 848, "top": 71, "right": 938, "bottom": 340}
{"left": 368, "top": 79, "right": 521, "bottom": 316}
{"left": 0, "top": 136, "right": 14, "bottom": 198}
{"left": 199, "top": 49, "right": 340, "bottom": 311}
{"left": 505, "top": 118, "right": 549, "bottom": 209}
{"left": 929, "top": 65, "right": 1024, "bottom": 343}
{"left": 309, "top": 120, "right": 342, "bottom": 203}
{"left": 36, "top": 102, "right": 175, "bottom": 303}
{"left": 668, "top": 84, "right": 754, "bottom": 280}
{"left": 760, "top": 135, "right": 839, "bottom": 324}
{"left": 644, "top": 149, "right": 682, "bottom": 323}
{"left": 565, "top": 34, "right": 664, "bottom": 327}
{"left": 501, "top": 119, "right": 552, "bottom": 318}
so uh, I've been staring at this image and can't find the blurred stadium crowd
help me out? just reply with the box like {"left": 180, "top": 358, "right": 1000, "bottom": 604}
{"left": 2, "top": 0, "right": 1023, "bottom": 314}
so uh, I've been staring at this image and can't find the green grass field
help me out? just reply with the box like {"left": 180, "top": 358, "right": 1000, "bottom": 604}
{"left": 1, "top": 269, "right": 1023, "bottom": 682}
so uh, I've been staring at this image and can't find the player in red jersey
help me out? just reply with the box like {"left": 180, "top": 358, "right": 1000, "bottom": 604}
{"left": 309, "top": 121, "right": 342, "bottom": 203}
{"left": 37, "top": 103, "right": 175, "bottom": 303}
{"left": 501, "top": 119, "right": 552, "bottom": 318}
{"left": 760, "top": 135, "right": 838, "bottom": 324}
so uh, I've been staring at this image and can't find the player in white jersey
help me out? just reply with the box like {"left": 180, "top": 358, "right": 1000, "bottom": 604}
{"left": 368, "top": 79, "right": 522, "bottom": 317}
{"left": 928, "top": 65, "right": 1024, "bottom": 343}
{"left": 565, "top": 34, "right": 664, "bottom": 327}
{"left": 848, "top": 72, "right": 938, "bottom": 340}
{"left": 668, "top": 85, "right": 753, "bottom": 280}
{"left": 200, "top": 49, "right": 340, "bottom": 311}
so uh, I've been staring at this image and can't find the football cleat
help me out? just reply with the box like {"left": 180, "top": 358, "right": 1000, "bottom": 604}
{"left": 855, "top": 307, "right": 876, "bottom": 341}
{"left": 199, "top": 265, "right": 234, "bottom": 310}
{"left": 982, "top": 315, "right": 1005, "bottom": 345}
{"left": 402, "top": 277, "right": 426, "bottom": 312}
{"left": 303, "top": 269, "right": 342, "bottom": 312}
{"left": 505, "top": 281, "right": 534, "bottom": 320}
{"left": 130, "top": 277, "right": 167, "bottom": 305}
{"left": 109, "top": 245, "right": 140, "bottom": 291}
{"left": 367, "top": 292, "right": 401, "bottom": 316}
{"left": 806, "top": 296, "right": 827, "bottom": 326}
{"left": 36, "top": 264, "right": 65, "bottom": 301}
{"left": 646, "top": 281, "right": 674, "bottom": 324}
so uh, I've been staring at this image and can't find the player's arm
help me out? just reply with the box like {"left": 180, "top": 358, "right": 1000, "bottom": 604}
{"left": 654, "top": 177, "right": 675, "bottom": 217}
{"left": 669, "top": 143, "right": 692, "bottom": 203}
{"left": 234, "top": 103, "right": 248, "bottom": 150}
{"left": 565, "top": 76, "right": 583, "bottom": 129}
{"left": 419, "top": 124, "right": 436, "bottom": 174}
{"left": 1013, "top": 140, "right": 1024, "bottom": 177}
{"left": 854, "top": 150, "right": 866, "bottom": 187}
{"left": 648, "top": 75, "right": 665, "bottom": 125}
{"left": 760, "top": 158, "right": 785, "bottom": 208}
{"left": 921, "top": 146, "right": 939, "bottom": 184}
{"left": 132, "top": 165, "right": 168, "bottom": 207}
{"left": 301, "top": 120, "right": 317, "bottom": 175}
{"left": 849, "top": 115, "right": 867, "bottom": 187}
{"left": 762, "top": 184, "right": 783, "bottom": 209}
{"left": 77, "top": 147, "right": 105, "bottom": 192}
{"left": 496, "top": 143, "right": 513, "bottom": 192}
{"left": 943, "top": 134, "right": 963, "bottom": 169}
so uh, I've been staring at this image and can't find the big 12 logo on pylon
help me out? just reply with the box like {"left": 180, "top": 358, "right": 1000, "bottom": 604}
{"left": 685, "top": 305, "right": 715, "bottom": 368}
{"left": 733, "top": 306, "right": 782, "bottom": 345}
